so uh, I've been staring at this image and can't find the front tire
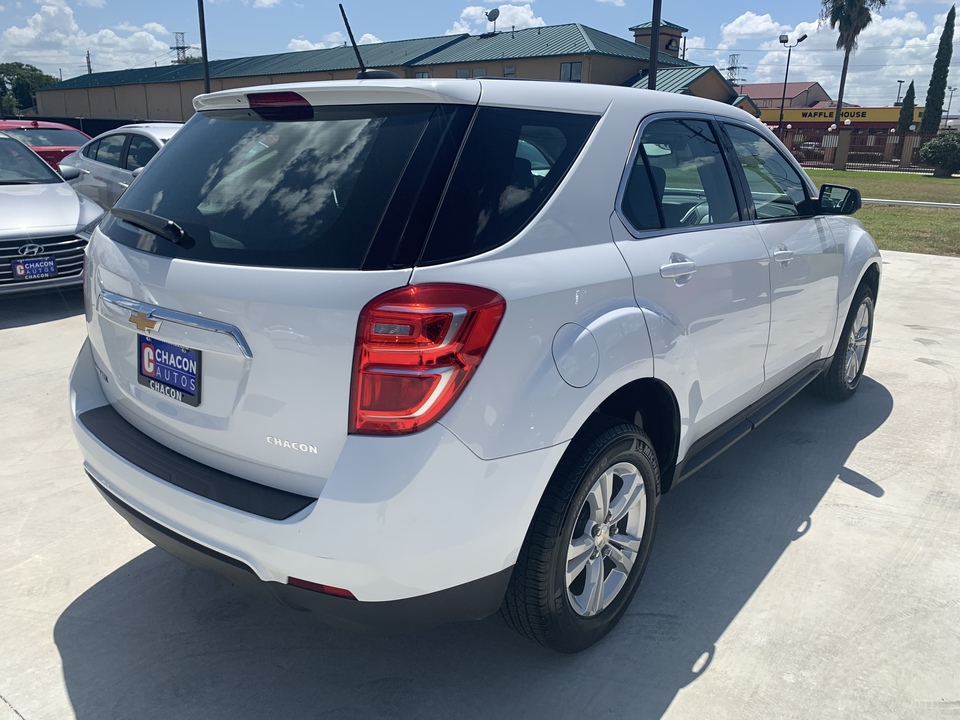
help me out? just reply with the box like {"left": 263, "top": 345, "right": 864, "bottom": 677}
{"left": 501, "top": 416, "right": 660, "bottom": 653}
{"left": 813, "top": 284, "right": 875, "bottom": 401}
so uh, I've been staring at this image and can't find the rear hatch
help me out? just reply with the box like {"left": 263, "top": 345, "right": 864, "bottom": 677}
{"left": 85, "top": 81, "right": 480, "bottom": 497}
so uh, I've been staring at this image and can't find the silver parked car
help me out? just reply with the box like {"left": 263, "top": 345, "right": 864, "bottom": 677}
{"left": 60, "top": 123, "right": 182, "bottom": 210}
{"left": 70, "top": 80, "right": 879, "bottom": 652}
{"left": 0, "top": 133, "right": 103, "bottom": 295}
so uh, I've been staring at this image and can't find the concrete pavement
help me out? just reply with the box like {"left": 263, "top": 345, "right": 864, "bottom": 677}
{"left": 1, "top": 251, "right": 958, "bottom": 719}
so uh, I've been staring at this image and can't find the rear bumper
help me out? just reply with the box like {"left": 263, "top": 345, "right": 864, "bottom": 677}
{"left": 70, "top": 338, "right": 567, "bottom": 627}
{"left": 89, "top": 471, "right": 512, "bottom": 631}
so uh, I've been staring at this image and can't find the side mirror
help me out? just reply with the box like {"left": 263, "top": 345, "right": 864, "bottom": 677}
{"left": 59, "top": 164, "right": 81, "bottom": 181}
{"left": 819, "top": 184, "right": 862, "bottom": 215}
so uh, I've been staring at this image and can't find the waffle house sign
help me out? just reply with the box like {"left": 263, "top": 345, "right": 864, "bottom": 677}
{"left": 759, "top": 106, "right": 926, "bottom": 128}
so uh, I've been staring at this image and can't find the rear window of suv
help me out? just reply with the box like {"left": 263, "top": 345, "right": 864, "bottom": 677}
{"left": 102, "top": 104, "right": 442, "bottom": 270}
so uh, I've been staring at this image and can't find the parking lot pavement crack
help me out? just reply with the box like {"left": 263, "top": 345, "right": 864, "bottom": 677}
{"left": 0, "top": 693, "right": 27, "bottom": 720}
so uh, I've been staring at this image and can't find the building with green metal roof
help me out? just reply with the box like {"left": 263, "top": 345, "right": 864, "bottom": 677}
{"left": 35, "top": 21, "right": 750, "bottom": 123}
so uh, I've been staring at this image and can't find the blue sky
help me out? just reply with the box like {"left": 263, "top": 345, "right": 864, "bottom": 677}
{"left": 1, "top": 0, "right": 957, "bottom": 109}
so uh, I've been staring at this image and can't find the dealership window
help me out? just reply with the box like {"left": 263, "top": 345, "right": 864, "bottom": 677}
{"left": 560, "top": 62, "right": 582, "bottom": 82}
{"left": 504, "top": 65, "right": 516, "bottom": 78}
{"left": 473, "top": 68, "right": 487, "bottom": 78}
{"left": 415, "top": 71, "right": 430, "bottom": 79}
{"left": 456, "top": 69, "right": 470, "bottom": 79}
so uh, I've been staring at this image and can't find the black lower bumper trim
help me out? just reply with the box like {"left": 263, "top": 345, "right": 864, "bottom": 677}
{"left": 79, "top": 405, "right": 315, "bottom": 520}
{"left": 88, "top": 472, "right": 513, "bottom": 632}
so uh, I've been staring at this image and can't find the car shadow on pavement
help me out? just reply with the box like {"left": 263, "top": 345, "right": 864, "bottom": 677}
{"left": 0, "top": 287, "right": 83, "bottom": 330}
{"left": 54, "top": 378, "right": 892, "bottom": 720}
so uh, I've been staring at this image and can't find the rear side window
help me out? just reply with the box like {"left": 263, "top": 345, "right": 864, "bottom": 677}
{"left": 626, "top": 118, "right": 740, "bottom": 230}
{"left": 95, "top": 135, "right": 126, "bottom": 167}
{"left": 419, "top": 107, "right": 597, "bottom": 264}
{"left": 103, "top": 104, "right": 441, "bottom": 270}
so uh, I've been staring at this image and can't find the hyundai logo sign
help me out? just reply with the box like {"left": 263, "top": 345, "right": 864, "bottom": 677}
{"left": 18, "top": 243, "right": 44, "bottom": 257}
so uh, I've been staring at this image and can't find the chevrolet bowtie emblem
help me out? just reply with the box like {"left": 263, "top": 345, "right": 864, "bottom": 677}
{"left": 129, "top": 311, "right": 158, "bottom": 333}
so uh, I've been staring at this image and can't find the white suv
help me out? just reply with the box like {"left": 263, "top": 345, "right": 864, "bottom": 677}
{"left": 70, "top": 79, "right": 879, "bottom": 652}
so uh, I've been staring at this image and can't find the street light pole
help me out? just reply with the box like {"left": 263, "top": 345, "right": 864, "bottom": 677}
{"left": 896, "top": 79, "right": 904, "bottom": 105}
{"left": 946, "top": 86, "right": 957, "bottom": 128}
{"left": 777, "top": 33, "right": 807, "bottom": 139}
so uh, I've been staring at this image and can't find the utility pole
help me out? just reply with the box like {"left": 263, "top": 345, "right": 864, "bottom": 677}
{"left": 85, "top": 50, "right": 93, "bottom": 74}
{"left": 171, "top": 32, "right": 189, "bottom": 64}
{"left": 647, "top": 0, "right": 662, "bottom": 91}
{"left": 725, "top": 53, "right": 748, "bottom": 88}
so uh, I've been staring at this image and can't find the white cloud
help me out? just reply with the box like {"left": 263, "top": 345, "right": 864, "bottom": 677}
{"left": 446, "top": 4, "right": 545, "bottom": 35}
{"left": 721, "top": 12, "right": 790, "bottom": 45}
{"left": 253, "top": 0, "right": 281, "bottom": 7}
{"left": 77, "top": 0, "right": 105, "bottom": 7}
{"left": 736, "top": 11, "right": 942, "bottom": 106}
{"left": 596, "top": 0, "right": 625, "bottom": 6}
{"left": 286, "top": 30, "right": 379, "bottom": 52}
{"left": 1, "top": 0, "right": 173, "bottom": 76}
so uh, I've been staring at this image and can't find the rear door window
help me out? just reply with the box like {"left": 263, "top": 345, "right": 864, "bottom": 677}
{"left": 94, "top": 135, "right": 126, "bottom": 167}
{"left": 419, "top": 107, "right": 598, "bottom": 264}
{"left": 102, "top": 104, "right": 447, "bottom": 270}
{"left": 622, "top": 118, "right": 740, "bottom": 231}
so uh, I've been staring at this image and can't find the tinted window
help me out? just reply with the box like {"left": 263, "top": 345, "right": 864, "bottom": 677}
{"left": 724, "top": 124, "right": 809, "bottom": 219}
{"left": 82, "top": 140, "right": 99, "bottom": 159}
{"left": 420, "top": 107, "right": 597, "bottom": 264}
{"left": 94, "top": 135, "right": 126, "bottom": 167}
{"left": 638, "top": 118, "right": 740, "bottom": 228}
{"left": 103, "top": 104, "right": 438, "bottom": 270}
{"left": 0, "top": 137, "right": 61, "bottom": 184}
{"left": 6, "top": 127, "right": 89, "bottom": 146}
{"left": 125, "top": 135, "right": 159, "bottom": 171}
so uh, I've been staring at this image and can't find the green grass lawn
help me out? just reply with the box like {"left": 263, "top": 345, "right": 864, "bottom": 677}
{"left": 805, "top": 170, "right": 960, "bottom": 256}
{"left": 806, "top": 169, "right": 959, "bottom": 204}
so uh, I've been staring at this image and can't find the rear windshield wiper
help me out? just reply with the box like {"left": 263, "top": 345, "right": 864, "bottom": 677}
{"left": 111, "top": 208, "right": 195, "bottom": 248}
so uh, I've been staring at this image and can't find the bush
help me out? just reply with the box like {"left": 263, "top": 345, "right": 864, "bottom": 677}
{"left": 919, "top": 132, "right": 960, "bottom": 177}
{"left": 847, "top": 151, "right": 885, "bottom": 164}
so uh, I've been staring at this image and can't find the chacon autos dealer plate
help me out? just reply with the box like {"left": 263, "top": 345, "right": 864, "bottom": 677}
{"left": 11, "top": 256, "right": 57, "bottom": 281}
{"left": 137, "top": 335, "right": 202, "bottom": 406}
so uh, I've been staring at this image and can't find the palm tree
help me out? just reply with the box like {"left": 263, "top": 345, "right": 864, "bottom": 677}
{"left": 822, "top": 0, "right": 887, "bottom": 123}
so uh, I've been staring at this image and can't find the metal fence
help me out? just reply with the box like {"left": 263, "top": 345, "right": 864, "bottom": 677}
{"left": 782, "top": 128, "right": 939, "bottom": 174}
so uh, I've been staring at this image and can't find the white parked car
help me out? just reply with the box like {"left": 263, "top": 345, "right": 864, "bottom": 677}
{"left": 70, "top": 80, "right": 879, "bottom": 652}
{"left": 59, "top": 123, "right": 182, "bottom": 210}
{"left": 0, "top": 133, "right": 103, "bottom": 295}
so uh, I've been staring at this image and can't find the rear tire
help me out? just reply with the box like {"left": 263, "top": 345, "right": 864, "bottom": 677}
{"left": 813, "top": 284, "right": 874, "bottom": 401}
{"left": 501, "top": 416, "right": 660, "bottom": 653}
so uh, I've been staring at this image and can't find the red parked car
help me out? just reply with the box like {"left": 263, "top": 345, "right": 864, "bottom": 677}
{"left": 0, "top": 119, "right": 90, "bottom": 169}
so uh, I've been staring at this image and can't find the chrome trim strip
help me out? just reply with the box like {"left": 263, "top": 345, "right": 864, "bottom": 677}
{"left": 99, "top": 290, "right": 253, "bottom": 359}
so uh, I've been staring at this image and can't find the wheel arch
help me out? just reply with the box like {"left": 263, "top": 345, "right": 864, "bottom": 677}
{"left": 589, "top": 377, "right": 681, "bottom": 492}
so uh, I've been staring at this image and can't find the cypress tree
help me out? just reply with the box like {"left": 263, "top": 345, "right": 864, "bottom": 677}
{"left": 920, "top": 4, "right": 955, "bottom": 134}
{"left": 898, "top": 81, "right": 916, "bottom": 133}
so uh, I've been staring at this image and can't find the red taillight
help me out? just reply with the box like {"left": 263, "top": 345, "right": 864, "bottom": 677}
{"left": 350, "top": 284, "right": 506, "bottom": 435}
{"left": 288, "top": 577, "right": 357, "bottom": 600}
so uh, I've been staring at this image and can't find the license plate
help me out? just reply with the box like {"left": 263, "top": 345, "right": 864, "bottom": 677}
{"left": 11, "top": 256, "right": 57, "bottom": 281}
{"left": 137, "top": 335, "right": 202, "bottom": 406}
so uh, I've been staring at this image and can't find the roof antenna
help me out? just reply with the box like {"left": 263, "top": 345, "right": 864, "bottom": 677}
{"left": 338, "top": 3, "right": 398, "bottom": 79}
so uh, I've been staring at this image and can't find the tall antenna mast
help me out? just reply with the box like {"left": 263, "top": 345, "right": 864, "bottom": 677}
{"left": 339, "top": 4, "right": 367, "bottom": 74}
{"left": 338, "top": 4, "right": 398, "bottom": 79}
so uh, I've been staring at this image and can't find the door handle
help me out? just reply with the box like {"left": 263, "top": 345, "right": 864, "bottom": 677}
{"left": 660, "top": 254, "right": 697, "bottom": 279}
{"left": 773, "top": 245, "right": 794, "bottom": 264}
{"left": 118, "top": 182, "right": 129, "bottom": 189}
